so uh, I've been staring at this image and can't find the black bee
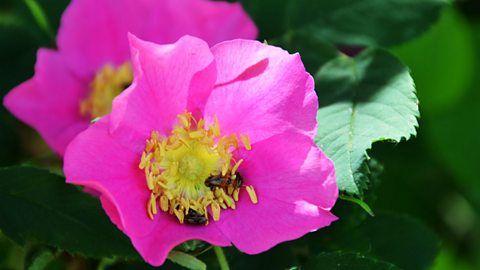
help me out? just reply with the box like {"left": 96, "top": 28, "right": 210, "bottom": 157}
{"left": 185, "top": 209, "right": 207, "bottom": 225}
{"left": 204, "top": 172, "right": 243, "bottom": 190}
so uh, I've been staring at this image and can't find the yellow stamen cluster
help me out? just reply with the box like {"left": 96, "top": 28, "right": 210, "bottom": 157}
{"left": 139, "top": 112, "right": 257, "bottom": 225}
{"left": 80, "top": 62, "right": 133, "bottom": 119}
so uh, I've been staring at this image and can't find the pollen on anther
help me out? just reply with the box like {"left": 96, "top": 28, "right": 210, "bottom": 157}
{"left": 139, "top": 152, "right": 148, "bottom": 169}
{"left": 240, "top": 134, "right": 252, "bottom": 150}
{"left": 174, "top": 209, "right": 185, "bottom": 224}
{"left": 178, "top": 112, "right": 191, "bottom": 128}
{"left": 197, "top": 119, "right": 205, "bottom": 129}
{"left": 160, "top": 195, "right": 169, "bottom": 212}
{"left": 232, "top": 159, "right": 244, "bottom": 175}
{"left": 211, "top": 115, "right": 220, "bottom": 136}
{"left": 233, "top": 188, "right": 240, "bottom": 201}
{"left": 222, "top": 191, "right": 236, "bottom": 209}
{"left": 147, "top": 173, "right": 155, "bottom": 190}
{"left": 80, "top": 62, "right": 133, "bottom": 119}
{"left": 148, "top": 193, "right": 157, "bottom": 220}
{"left": 246, "top": 185, "right": 258, "bottom": 204}
{"left": 221, "top": 162, "right": 229, "bottom": 176}
{"left": 189, "top": 130, "right": 205, "bottom": 139}
{"left": 211, "top": 201, "right": 221, "bottom": 221}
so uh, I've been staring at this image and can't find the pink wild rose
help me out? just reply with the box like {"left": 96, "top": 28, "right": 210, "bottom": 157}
{"left": 3, "top": 0, "right": 257, "bottom": 156}
{"left": 64, "top": 34, "right": 338, "bottom": 266}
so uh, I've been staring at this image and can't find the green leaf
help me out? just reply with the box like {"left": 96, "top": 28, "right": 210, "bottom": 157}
{"left": 222, "top": 244, "right": 299, "bottom": 270}
{"left": 338, "top": 213, "right": 440, "bottom": 270}
{"left": 339, "top": 194, "right": 374, "bottom": 217}
{"left": 242, "top": 0, "right": 446, "bottom": 46}
{"left": 167, "top": 251, "right": 206, "bottom": 270}
{"left": 30, "top": 0, "right": 69, "bottom": 34}
{"left": 314, "top": 49, "right": 419, "bottom": 196}
{"left": 23, "top": 0, "right": 54, "bottom": 41}
{"left": 272, "top": 29, "right": 339, "bottom": 75}
{"left": 303, "top": 251, "right": 400, "bottom": 270}
{"left": 0, "top": 166, "right": 138, "bottom": 259}
{"left": 25, "top": 248, "right": 55, "bottom": 270}
{"left": 0, "top": 0, "right": 69, "bottom": 96}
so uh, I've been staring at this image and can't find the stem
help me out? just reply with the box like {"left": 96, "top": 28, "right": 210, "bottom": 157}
{"left": 339, "top": 194, "right": 375, "bottom": 216}
{"left": 213, "top": 246, "right": 230, "bottom": 270}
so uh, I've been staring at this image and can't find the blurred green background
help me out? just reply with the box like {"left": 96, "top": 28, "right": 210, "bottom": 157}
{"left": 1, "top": 0, "right": 480, "bottom": 269}
{"left": 378, "top": 1, "right": 480, "bottom": 268}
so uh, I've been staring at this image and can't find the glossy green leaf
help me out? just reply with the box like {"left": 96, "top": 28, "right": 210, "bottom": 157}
{"left": 221, "top": 244, "right": 299, "bottom": 270}
{"left": 168, "top": 251, "right": 206, "bottom": 270}
{"left": 0, "top": 167, "right": 138, "bottom": 259}
{"left": 242, "top": 0, "right": 446, "bottom": 46}
{"left": 315, "top": 49, "right": 419, "bottom": 196}
{"left": 303, "top": 251, "right": 400, "bottom": 270}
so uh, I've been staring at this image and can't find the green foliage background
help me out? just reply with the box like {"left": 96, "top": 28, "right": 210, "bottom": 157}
{"left": 1, "top": 0, "right": 479, "bottom": 269}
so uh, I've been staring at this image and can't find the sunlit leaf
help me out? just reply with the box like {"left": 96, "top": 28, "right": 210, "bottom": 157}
{"left": 315, "top": 49, "right": 419, "bottom": 196}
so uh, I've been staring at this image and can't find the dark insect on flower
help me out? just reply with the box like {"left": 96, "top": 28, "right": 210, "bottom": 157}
{"left": 205, "top": 172, "right": 243, "bottom": 190}
{"left": 184, "top": 209, "right": 208, "bottom": 225}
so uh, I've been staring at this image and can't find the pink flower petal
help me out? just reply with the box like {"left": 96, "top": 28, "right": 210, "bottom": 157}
{"left": 130, "top": 217, "right": 230, "bottom": 266}
{"left": 240, "top": 132, "right": 337, "bottom": 210}
{"left": 64, "top": 116, "right": 155, "bottom": 237}
{"left": 57, "top": 0, "right": 144, "bottom": 77}
{"left": 100, "top": 194, "right": 124, "bottom": 232}
{"left": 64, "top": 117, "right": 232, "bottom": 267}
{"left": 3, "top": 49, "right": 88, "bottom": 156}
{"left": 58, "top": 0, "right": 257, "bottom": 77}
{"left": 109, "top": 35, "right": 216, "bottom": 150}
{"left": 6, "top": 0, "right": 257, "bottom": 157}
{"left": 148, "top": 0, "right": 258, "bottom": 46}
{"left": 218, "top": 198, "right": 336, "bottom": 254}
{"left": 204, "top": 40, "right": 318, "bottom": 145}
{"left": 215, "top": 132, "right": 337, "bottom": 253}
{"left": 62, "top": 34, "right": 339, "bottom": 266}
{"left": 186, "top": 58, "right": 217, "bottom": 118}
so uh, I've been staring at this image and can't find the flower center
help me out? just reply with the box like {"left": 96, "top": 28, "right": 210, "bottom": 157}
{"left": 80, "top": 62, "right": 133, "bottom": 119}
{"left": 178, "top": 155, "right": 203, "bottom": 181}
{"left": 139, "top": 112, "right": 257, "bottom": 225}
